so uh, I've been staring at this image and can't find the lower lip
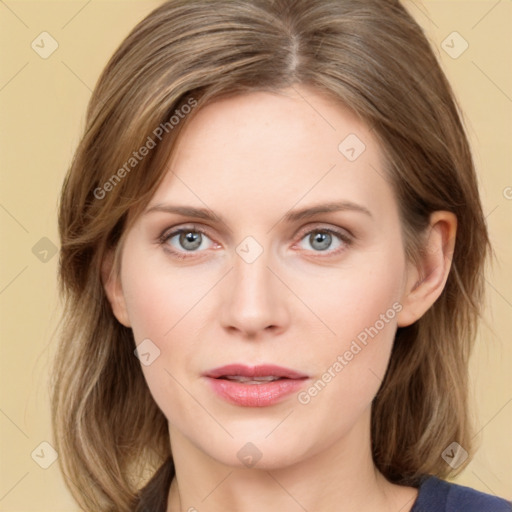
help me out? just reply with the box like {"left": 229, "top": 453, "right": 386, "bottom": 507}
{"left": 205, "top": 377, "right": 308, "bottom": 407}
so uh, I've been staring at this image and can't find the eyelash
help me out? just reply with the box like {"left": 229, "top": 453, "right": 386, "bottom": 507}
{"left": 157, "top": 224, "right": 353, "bottom": 260}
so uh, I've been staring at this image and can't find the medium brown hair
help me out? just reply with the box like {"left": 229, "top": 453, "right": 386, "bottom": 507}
{"left": 52, "top": 0, "right": 491, "bottom": 510}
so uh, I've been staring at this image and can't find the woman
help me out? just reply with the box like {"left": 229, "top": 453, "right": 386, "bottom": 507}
{"left": 51, "top": 0, "right": 511, "bottom": 511}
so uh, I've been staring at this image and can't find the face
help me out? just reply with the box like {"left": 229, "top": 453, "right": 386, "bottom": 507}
{"left": 106, "top": 85, "right": 420, "bottom": 470}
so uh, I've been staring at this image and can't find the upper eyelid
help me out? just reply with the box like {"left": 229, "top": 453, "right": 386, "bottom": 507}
{"left": 159, "top": 222, "right": 350, "bottom": 237}
{"left": 159, "top": 225, "right": 214, "bottom": 245}
{"left": 295, "top": 223, "right": 352, "bottom": 238}
{"left": 160, "top": 223, "right": 223, "bottom": 241}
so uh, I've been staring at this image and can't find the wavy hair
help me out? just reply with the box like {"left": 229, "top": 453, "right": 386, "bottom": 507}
{"left": 51, "top": 0, "right": 491, "bottom": 510}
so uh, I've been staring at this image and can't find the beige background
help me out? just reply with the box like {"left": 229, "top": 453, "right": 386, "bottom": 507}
{"left": 0, "top": 1, "right": 510, "bottom": 510}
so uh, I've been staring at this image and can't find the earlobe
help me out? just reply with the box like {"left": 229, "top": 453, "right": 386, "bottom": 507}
{"left": 101, "top": 250, "right": 131, "bottom": 327}
{"left": 397, "top": 211, "right": 457, "bottom": 327}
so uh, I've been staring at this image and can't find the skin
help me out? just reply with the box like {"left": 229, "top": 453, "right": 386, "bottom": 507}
{"left": 104, "top": 84, "right": 457, "bottom": 512}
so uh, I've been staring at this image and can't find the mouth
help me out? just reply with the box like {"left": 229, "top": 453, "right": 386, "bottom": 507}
{"left": 218, "top": 375, "right": 287, "bottom": 384}
{"left": 203, "top": 364, "right": 309, "bottom": 407}
{"left": 205, "top": 363, "right": 308, "bottom": 380}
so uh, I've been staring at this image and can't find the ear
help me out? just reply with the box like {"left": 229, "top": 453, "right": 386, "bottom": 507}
{"left": 397, "top": 211, "right": 457, "bottom": 327}
{"left": 101, "top": 249, "right": 131, "bottom": 327}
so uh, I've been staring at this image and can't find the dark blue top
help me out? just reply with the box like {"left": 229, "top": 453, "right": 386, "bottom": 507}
{"left": 411, "top": 475, "right": 511, "bottom": 512}
{"left": 132, "top": 456, "right": 512, "bottom": 511}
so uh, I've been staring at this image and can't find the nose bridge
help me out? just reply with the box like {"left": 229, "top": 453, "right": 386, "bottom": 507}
{"left": 221, "top": 242, "right": 288, "bottom": 335}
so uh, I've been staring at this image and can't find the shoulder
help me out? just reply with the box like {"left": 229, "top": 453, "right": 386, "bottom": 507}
{"left": 412, "top": 475, "right": 512, "bottom": 512}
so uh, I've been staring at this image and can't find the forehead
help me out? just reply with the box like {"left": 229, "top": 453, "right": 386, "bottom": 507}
{"left": 147, "top": 85, "right": 396, "bottom": 225}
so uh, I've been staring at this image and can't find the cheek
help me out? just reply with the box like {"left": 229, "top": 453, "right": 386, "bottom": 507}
{"left": 292, "top": 249, "right": 405, "bottom": 406}
{"left": 296, "top": 301, "right": 398, "bottom": 435}
{"left": 119, "top": 248, "right": 217, "bottom": 401}
{"left": 119, "top": 254, "right": 202, "bottom": 423}
{"left": 123, "top": 287, "right": 173, "bottom": 354}
{"left": 120, "top": 245, "right": 211, "bottom": 341}
{"left": 291, "top": 251, "right": 405, "bottom": 347}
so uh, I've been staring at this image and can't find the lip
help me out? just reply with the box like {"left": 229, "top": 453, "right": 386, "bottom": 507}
{"left": 204, "top": 364, "right": 309, "bottom": 407}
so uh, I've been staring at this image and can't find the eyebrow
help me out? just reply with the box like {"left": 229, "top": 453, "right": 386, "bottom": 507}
{"left": 283, "top": 201, "right": 372, "bottom": 222}
{"left": 144, "top": 200, "right": 373, "bottom": 224}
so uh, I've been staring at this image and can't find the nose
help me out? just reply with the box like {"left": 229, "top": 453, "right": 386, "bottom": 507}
{"left": 220, "top": 250, "right": 290, "bottom": 338}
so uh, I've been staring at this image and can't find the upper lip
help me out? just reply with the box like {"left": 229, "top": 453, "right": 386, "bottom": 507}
{"left": 204, "top": 364, "right": 308, "bottom": 379}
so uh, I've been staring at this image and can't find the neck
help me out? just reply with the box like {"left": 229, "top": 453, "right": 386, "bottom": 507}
{"left": 166, "top": 408, "right": 418, "bottom": 512}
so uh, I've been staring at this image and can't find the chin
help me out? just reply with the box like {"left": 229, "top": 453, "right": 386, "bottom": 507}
{"left": 194, "top": 426, "right": 318, "bottom": 471}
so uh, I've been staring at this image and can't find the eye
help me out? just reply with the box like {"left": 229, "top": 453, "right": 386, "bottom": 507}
{"left": 158, "top": 224, "right": 352, "bottom": 260}
{"left": 296, "top": 227, "right": 352, "bottom": 255}
{"left": 159, "top": 226, "right": 216, "bottom": 258}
